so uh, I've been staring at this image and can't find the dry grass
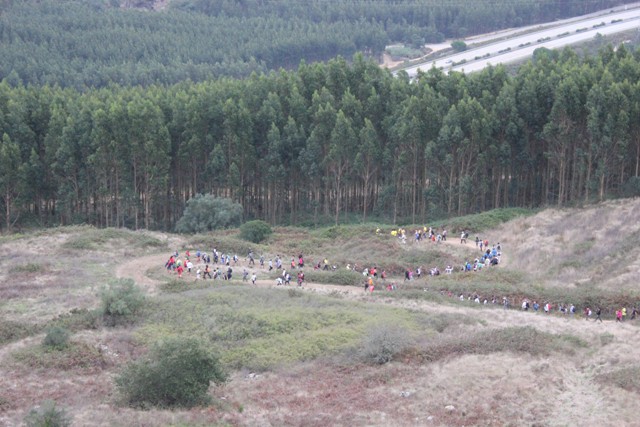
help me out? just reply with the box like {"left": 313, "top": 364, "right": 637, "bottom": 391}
{"left": 501, "top": 198, "right": 640, "bottom": 292}
{"left": 2, "top": 201, "right": 640, "bottom": 426}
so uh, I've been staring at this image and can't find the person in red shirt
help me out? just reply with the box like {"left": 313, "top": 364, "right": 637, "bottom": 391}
{"left": 176, "top": 264, "right": 184, "bottom": 278}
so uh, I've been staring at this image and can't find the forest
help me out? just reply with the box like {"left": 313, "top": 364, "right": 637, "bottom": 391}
{"left": 0, "top": 0, "right": 629, "bottom": 87}
{"left": 1, "top": 46, "right": 640, "bottom": 231}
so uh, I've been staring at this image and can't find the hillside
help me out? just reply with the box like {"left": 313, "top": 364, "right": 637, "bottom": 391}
{"left": 1, "top": 201, "right": 639, "bottom": 426}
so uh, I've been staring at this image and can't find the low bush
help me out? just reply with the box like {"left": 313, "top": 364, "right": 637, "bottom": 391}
{"left": 62, "top": 228, "right": 164, "bottom": 250}
{"left": 49, "top": 308, "right": 102, "bottom": 331}
{"left": 596, "top": 366, "right": 640, "bottom": 393}
{"left": 431, "top": 207, "right": 535, "bottom": 233}
{"left": 419, "top": 326, "right": 586, "bottom": 362}
{"left": 15, "top": 263, "right": 45, "bottom": 273}
{"left": 239, "top": 220, "right": 272, "bottom": 243}
{"left": 43, "top": 327, "right": 71, "bottom": 350}
{"left": 100, "top": 279, "right": 145, "bottom": 326}
{"left": 115, "top": 337, "right": 226, "bottom": 408}
{"left": 24, "top": 400, "right": 72, "bottom": 427}
{"left": 13, "top": 342, "right": 105, "bottom": 370}
{"left": 187, "top": 233, "right": 263, "bottom": 256}
{"left": 159, "top": 278, "right": 210, "bottom": 293}
{"left": 361, "top": 324, "right": 414, "bottom": 364}
{"left": 0, "top": 319, "right": 40, "bottom": 345}
{"left": 304, "top": 269, "right": 363, "bottom": 286}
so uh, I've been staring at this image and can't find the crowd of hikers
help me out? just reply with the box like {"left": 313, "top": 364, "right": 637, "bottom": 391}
{"left": 160, "top": 226, "right": 636, "bottom": 323}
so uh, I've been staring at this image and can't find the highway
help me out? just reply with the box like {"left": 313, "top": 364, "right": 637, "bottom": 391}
{"left": 398, "top": 4, "right": 640, "bottom": 77}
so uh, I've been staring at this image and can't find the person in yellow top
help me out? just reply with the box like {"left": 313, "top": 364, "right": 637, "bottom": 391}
{"left": 622, "top": 307, "right": 627, "bottom": 320}
{"left": 391, "top": 230, "right": 397, "bottom": 237}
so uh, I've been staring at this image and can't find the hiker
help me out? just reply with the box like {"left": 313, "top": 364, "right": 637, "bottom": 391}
{"left": 584, "top": 307, "right": 591, "bottom": 320}
{"left": 297, "top": 271, "right": 304, "bottom": 287}
{"left": 251, "top": 273, "right": 257, "bottom": 285}
{"left": 595, "top": 307, "right": 603, "bottom": 322}
{"left": 242, "top": 269, "right": 249, "bottom": 281}
{"left": 616, "top": 309, "right": 622, "bottom": 322}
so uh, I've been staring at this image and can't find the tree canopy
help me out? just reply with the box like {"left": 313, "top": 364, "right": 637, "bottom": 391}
{"left": 0, "top": 0, "right": 628, "bottom": 87}
{"left": 2, "top": 46, "right": 640, "bottom": 231}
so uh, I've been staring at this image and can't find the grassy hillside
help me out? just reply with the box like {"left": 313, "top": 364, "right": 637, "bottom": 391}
{"left": 1, "top": 201, "right": 639, "bottom": 426}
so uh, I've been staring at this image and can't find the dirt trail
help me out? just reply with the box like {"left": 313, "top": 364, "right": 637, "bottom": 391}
{"left": 115, "top": 250, "right": 637, "bottom": 343}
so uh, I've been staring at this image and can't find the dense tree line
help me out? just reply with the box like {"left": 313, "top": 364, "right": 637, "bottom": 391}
{"left": 2, "top": 46, "right": 640, "bottom": 231}
{"left": 0, "top": 0, "right": 629, "bottom": 87}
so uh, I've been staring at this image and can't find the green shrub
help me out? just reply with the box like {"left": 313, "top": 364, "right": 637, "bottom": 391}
{"left": 175, "top": 194, "right": 243, "bottom": 233}
{"left": 115, "top": 337, "right": 227, "bottom": 408}
{"left": 239, "top": 220, "right": 272, "bottom": 243}
{"left": 451, "top": 40, "right": 467, "bottom": 51}
{"left": 0, "top": 319, "right": 40, "bottom": 345}
{"left": 100, "top": 279, "right": 145, "bottom": 325}
{"left": 13, "top": 342, "right": 105, "bottom": 370}
{"left": 43, "top": 327, "right": 71, "bottom": 350}
{"left": 62, "top": 228, "right": 164, "bottom": 250}
{"left": 50, "top": 308, "right": 102, "bottom": 331}
{"left": 160, "top": 278, "right": 210, "bottom": 293}
{"left": 15, "top": 263, "right": 45, "bottom": 273}
{"left": 24, "top": 400, "right": 72, "bottom": 427}
{"left": 304, "top": 269, "right": 364, "bottom": 286}
{"left": 361, "top": 324, "right": 413, "bottom": 364}
{"left": 419, "top": 326, "right": 585, "bottom": 362}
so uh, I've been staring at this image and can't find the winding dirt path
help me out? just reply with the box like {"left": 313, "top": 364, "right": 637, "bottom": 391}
{"left": 114, "top": 250, "right": 637, "bottom": 343}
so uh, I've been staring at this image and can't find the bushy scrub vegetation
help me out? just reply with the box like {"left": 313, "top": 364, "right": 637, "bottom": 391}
{"left": 24, "top": 400, "right": 72, "bottom": 427}
{"left": 0, "top": 319, "right": 40, "bottom": 345}
{"left": 418, "top": 326, "right": 586, "bottom": 362}
{"left": 393, "top": 268, "right": 640, "bottom": 316}
{"left": 451, "top": 40, "right": 468, "bottom": 52}
{"left": 13, "top": 341, "right": 105, "bottom": 370}
{"left": 42, "top": 326, "right": 71, "bottom": 350}
{"left": 100, "top": 279, "right": 145, "bottom": 325}
{"left": 175, "top": 195, "right": 243, "bottom": 233}
{"left": 239, "top": 220, "right": 272, "bottom": 243}
{"left": 136, "top": 287, "right": 426, "bottom": 370}
{"left": 62, "top": 228, "right": 163, "bottom": 250}
{"left": 49, "top": 308, "right": 102, "bottom": 332}
{"left": 304, "top": 269, "right": 365, "bottom": 287}
{"left": 115, "top": 337, "right": 226, "bottom": 408}
{"left": 361, "top": 324, "right": 414, "bottom": 364}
